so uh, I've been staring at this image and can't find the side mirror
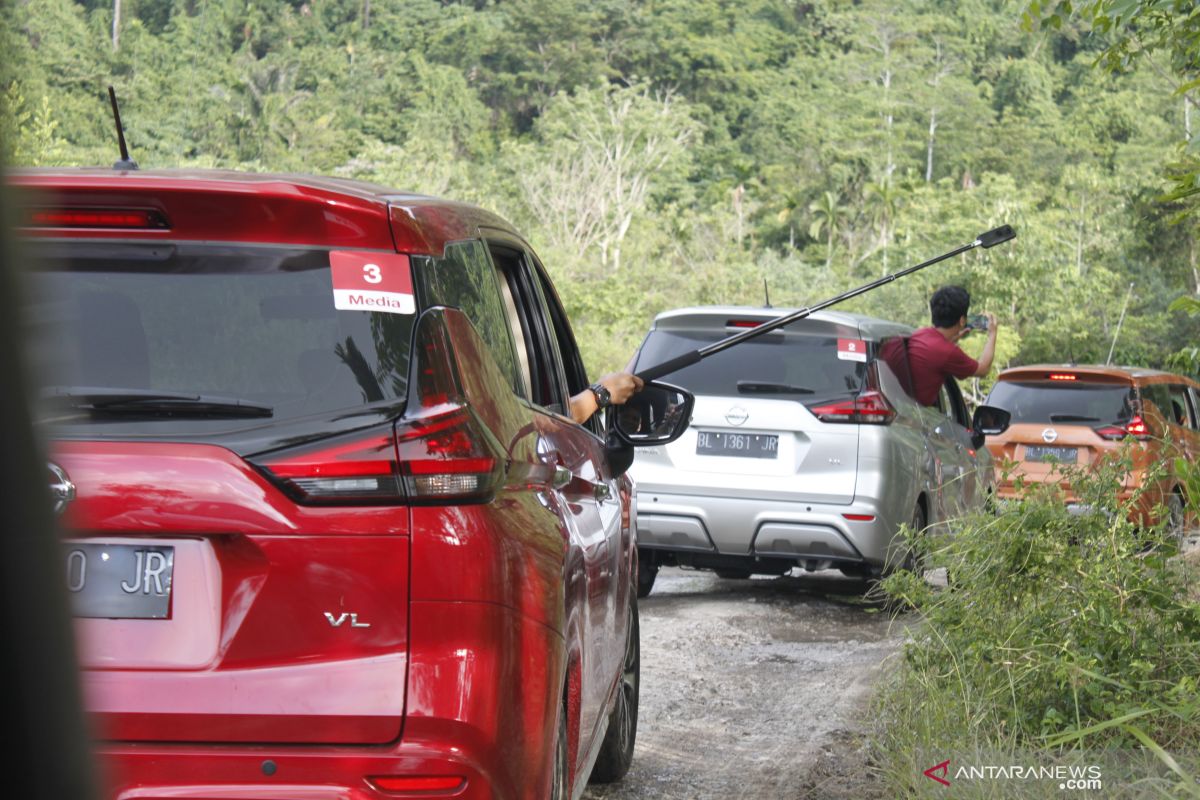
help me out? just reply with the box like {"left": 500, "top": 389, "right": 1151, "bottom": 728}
{"left": 970, "top": 404, "right": 1011, "bottom": 450}
{"left": 612, "top": 381, "right": 694, "bottom": 447}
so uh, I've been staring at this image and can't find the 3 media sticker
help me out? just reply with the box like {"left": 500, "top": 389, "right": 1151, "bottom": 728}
{"left": 329, "top": 251, "right": 414, "bottom": 314}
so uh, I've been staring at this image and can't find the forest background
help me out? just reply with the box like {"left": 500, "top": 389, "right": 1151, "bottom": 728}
{"left": 3, "top": 0, "right": 1199, "bottom": 397}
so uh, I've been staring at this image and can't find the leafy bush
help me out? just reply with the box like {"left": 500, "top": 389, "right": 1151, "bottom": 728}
{"left": 874, "top": 452, "right": 1200, "bottom": 797}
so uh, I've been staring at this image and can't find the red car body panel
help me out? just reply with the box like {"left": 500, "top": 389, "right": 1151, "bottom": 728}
{"left": 11, "top": 169, "right": 516, "bottom": 255}
{"left": 16, "top": 169, "right": 636, "bottom": 800}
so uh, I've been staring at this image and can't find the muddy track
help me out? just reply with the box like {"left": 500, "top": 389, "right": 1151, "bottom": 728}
{"left": 583, "top": 567, "right": 904, "bottom": 800}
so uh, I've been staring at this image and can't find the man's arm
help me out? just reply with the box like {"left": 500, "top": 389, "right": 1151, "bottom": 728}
{"left": 972, "top": 312, "right": 998, "bottom": 377}
{"left": 569, "top": 372, "right": 644, "bottom": 424}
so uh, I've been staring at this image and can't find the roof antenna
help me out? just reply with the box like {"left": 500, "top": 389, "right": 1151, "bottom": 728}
{"left": 763, "top": 278, "right": 772, "bottom": 308}
{"left": 108, "top": 86, "right": 138, "bottom": 171}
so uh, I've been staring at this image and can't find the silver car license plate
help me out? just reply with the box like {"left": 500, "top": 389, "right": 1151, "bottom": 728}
{"left": 1024, "top": 445, "right": 1078, "bottom": 463}
{"left": 696, "top": 431, "right": 779, "bottom": 459}
{"left": 65, "top": 543, "right": 174, "bottom": 619}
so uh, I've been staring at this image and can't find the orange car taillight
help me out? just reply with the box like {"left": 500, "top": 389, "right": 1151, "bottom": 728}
{"left": 807, "top": 390, "right": 896, "bottom": 425}
{"left": 1094, "top": 415, "right": 1150, "bottom": 441}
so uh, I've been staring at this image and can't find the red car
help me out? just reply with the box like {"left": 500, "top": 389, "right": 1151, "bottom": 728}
{"left": 14, "top": 169, "right": 690, "bottom": 800}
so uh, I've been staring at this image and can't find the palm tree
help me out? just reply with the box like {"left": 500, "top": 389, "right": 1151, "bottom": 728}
{"left": 808, "top": 190, "right": 846, "bottom": 270}
{"left": 864, "top": 180, "right": 901, "bottom": 275}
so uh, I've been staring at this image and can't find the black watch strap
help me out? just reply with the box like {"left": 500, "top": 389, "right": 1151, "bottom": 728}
{"left": 589, "top": 382, "right": 612, "bottom": 409}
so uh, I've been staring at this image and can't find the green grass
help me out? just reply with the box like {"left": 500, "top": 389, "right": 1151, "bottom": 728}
{"left": 872, "top": 453, "right": 1200, "bottom": 798}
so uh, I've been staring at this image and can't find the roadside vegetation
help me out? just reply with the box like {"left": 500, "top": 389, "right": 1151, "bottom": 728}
{"left": 875, "top": 453, "right": 1200, "bottom": 798}
{"left": 2, "top": 0, "right": 1199, "bottom": 383}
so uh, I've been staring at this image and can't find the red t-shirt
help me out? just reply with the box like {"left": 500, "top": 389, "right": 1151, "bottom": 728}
{"left": 906, "top": 327, "right": 978, "bottom": 406}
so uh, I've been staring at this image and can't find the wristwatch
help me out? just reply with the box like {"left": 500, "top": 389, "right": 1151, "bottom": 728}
{"left": 589, "top": 381, "right": 612, "bottom": 409}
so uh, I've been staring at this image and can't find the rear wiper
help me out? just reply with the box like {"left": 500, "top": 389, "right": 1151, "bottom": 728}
{"left": 1048, "top": 413, "right": 1100, "bottom": 422}
{"left": 43, "top": 387, "right": 273, "bottom": 418}
{"left": 737, "top": 381, "right": 814, "bottom": 395}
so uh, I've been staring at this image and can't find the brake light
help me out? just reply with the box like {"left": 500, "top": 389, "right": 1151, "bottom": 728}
{"left": 255, "top": 309, "right": 504, "bottom": 504}
{"left": 1094, "top": 415, "right": 1150, "bottom": 441}
{"left": 26, "top": 207, "right": 170, "bottom": 229}
{"left": 1048, "top": 373, "right": 1076, "bottom": 381}
{"left": 367, "top": 775, "right": 466, "bottom": 793}
{"left": 807, "top": 390, "right": 896, "bottom": 424}
{"left": 396, "top": 407, "right": 500, "bottom": 500}
{"left": 726, "top": 319, "right": 764, "bottom": 328}
{"left": 254, "top": 428, "right": 402, "bottom": 503}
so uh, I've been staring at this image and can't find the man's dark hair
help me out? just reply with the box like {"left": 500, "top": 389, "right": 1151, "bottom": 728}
{"left": 930, "top": 285, "right": 970, "bottom": 328}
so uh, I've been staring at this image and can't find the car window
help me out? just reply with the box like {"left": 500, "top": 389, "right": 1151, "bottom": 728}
{"left": 483, "top": 240, "right": 570, "bottom": 415}
{"left": 528, "top": 258, "right": 601, "bottom": 436}
{"left": 1140, "top": 384, "right": 1174, "bottom": 425}
{"left": 986, "top": 380, "right": 1136, "bottom": 424}
{"left": 414, "top": 240, "right": 525, "bottom": 398}
{"left": 943, "top": 379, "right": 969, "bottom": 427}
{"left": 27, "top": 241, "right": 413, "bottom": 422}
{"left": 1167, "top": 384, "right": 1196, "bottom": 429}
{"left": 634, "top": 328, "right": 867, "bottom": 403}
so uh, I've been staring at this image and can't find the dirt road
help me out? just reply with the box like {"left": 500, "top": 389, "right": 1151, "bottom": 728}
{"left": 583, "top": 567, "right": 904, "bottom": 800}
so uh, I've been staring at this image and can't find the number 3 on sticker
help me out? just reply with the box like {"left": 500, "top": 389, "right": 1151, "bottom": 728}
{"left": 363, "top": 264, "right": 382, "bottom": 284}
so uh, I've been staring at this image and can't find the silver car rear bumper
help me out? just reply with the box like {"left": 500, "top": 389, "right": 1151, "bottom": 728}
{"left": 635, "top": 492, "right": 901, "bottom": 566}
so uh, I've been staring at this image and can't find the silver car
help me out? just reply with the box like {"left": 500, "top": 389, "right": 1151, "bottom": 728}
{"left": 628, "top": 306, "right": 996, "bottom": 595}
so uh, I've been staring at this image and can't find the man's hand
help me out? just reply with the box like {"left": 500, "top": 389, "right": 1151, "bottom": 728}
{"left": 597, "top": 372, "right": 644, "bottom": 405}
{"left": 569, "top": 371, "right": 645, "bottom": 424}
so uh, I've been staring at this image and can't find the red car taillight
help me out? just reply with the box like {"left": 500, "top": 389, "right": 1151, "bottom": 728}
{"left": 807, "top": 390, "right": 896, "bottom": 425}
{"left": 1094, "top": 415, "right": 1150, "bottom": 441}
{"left": 254, "top": 308, "right": 504, "bottom": 504}
{"left": 256, "top": 428, "right": 404, "bottom": 503}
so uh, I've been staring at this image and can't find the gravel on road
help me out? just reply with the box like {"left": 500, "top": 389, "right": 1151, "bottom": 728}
{"left": 583, "top": 567, "right": 905, "bottom": 800}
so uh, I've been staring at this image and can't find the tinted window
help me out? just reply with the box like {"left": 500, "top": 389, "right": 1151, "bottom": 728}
{"left": 29, "top": 241, "right": 413, "bottom": 421}
{"left": 1167, "top": 384, "right": 1195, "bottom": 429}
{"left": 985, "top": 381, "right": 1136, "bottom": 424}
{"left": 634, "top": 329, "right": 867, "bottom": 402}
{"left": 415, "top": 240, "right": 524, "bottom": 398}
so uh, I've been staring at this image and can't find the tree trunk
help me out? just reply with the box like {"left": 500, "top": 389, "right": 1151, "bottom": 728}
{"left": 925, "top": 106, "right": 936, "bottom": 182}
{"left": 362, "top": 0, "right": 371, "bottom": 30}
{"left": 112, "top": 0, "right": 121, "bottom": 50}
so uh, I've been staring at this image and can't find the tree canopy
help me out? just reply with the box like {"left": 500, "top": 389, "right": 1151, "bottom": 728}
{"left": 4, "top": 0, "right": 1197, "bottom": 386}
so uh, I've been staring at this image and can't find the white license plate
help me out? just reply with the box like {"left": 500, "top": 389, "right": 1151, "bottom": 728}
{"left": 1024, "top": 446, "right": 1078, "bottom": 463}
{"left": 65, "top": 543, "right": 174, "bottom": 619}
{"left": 696, "top": 431, "right": 779, "bottom": 459}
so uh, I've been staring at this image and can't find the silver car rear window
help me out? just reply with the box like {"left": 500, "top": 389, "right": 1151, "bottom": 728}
{"left": 635, "top": 329, "right": 867, "bottom": 401}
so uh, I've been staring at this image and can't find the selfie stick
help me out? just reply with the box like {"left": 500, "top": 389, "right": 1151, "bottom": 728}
{"left": 635, "top": 225, "right": 1016, "bottom": 382}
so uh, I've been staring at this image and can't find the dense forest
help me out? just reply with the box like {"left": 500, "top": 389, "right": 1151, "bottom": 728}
{"left": 3, "top": 0, "right": 1198, "bottom": 391}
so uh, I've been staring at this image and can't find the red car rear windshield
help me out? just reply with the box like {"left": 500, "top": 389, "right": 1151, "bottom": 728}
{"left": 986, "top": 380, "right": 1136, "bottom": 425}
{"left": 28, "top": 241, "right": 414, "bottom": 423}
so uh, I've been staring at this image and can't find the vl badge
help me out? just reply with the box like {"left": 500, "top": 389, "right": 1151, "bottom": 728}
{"left": 324, "top": 612, "right": 371, "bottom": 628}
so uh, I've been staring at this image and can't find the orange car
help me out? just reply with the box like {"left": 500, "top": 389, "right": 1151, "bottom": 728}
{"left": 982, "top": 365, "right": 1199, "bottom": 539}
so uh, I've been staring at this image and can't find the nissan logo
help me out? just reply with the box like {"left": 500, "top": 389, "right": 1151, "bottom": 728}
{"left": 1041, "top": 428, "right": 1059, "bottom": 444}
{"left": 725, "top": 406, "right": 749, "bottom": 426}
{"left": 48, "top": 462, "right": 76, "bottom": 515}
